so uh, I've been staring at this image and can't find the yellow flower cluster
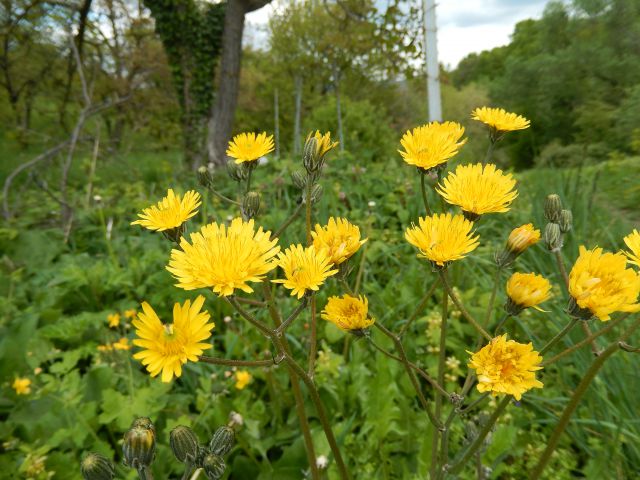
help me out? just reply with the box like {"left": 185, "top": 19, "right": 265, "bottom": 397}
{"left": 12, "top": 377, "right": 31, "bottom": 395}
{"left": 235, "top": 371, "right": 252, "bottom": 390}
{"left": 98, "top": 337, "right": 131, "bottom": 352}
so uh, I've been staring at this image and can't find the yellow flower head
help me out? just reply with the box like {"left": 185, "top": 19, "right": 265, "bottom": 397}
{"left": 307, "top": 130, "right": 339, "bottom": 158}
{"left": 623, "top": 229, "right": 640, "bottom": 268}
{"left": 568, "top": 246, "right": 640, "bottom": 321}
{"left": 468, "top": 334, "right": 543, "bottom": 401}
{"left": 506, "top": 224, "right": 541, "bottom": 254}
{"left": 399, "top": 121, "right": 467, "bottom": 171}
{"left": 131, "top": 189, "right": 201, "bottom": 232}
{"left": 107, "top": 313, "right": 121, "bottom": 328}
{"left": 226, "top": 132, "right": 275, "bottom": 164}
{"left": 405, "top": 213, "right": 480, "bottom": 267}
{"left": 506, "top": 272, "right": 551, "bottom": 313}
{"left": 436, "top": 163, "right": 518, "bottom": 217}
{"left": 321, "top": 294, "right": 374, "bottom": 332}
{"left": 12, "top": 377, "right": 31, "bottom": 395}
{"left": 97, "top": 343, "right": 113, "bottom": 352}
{"left": 312, "top": 217, "right": 367, "bottom": 266}
{"left": 113, "top": 337, "right": 131, "bottom": 351}
{"left": 133, "top": 296, "right": 215, "bottom": 383}
{"left": 167, "top": 218, "right": 280, "bottom": 297}
{"left": 124, "top": 309, "right": 137, "bottom": 320}
{"left": 272, "top": 245, "right": 338, "bottom": 299}
{"left": 234, "top": 370, "right": 252, "bottom": 390}
{"left": 471, "top": 107, "right": 530, "bottom": 133}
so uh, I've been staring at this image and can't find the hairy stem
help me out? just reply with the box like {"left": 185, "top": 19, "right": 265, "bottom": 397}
{"left": 539, "top": 318, "right": 579, "bottom": 355}
{"left": 420, "top": 172, "right": 432, "bottom": 216}
{"left": 198, "top": 355, "right": 276, "bottom": 367}
{"left": 439, "top": 269, "right": 491, "bottom": 340}
{"left": 484, "top": 268, "right": 502, "bottom": 328}
{"left": 431, "top": 289, "right": 449, "bottom": 478}
{"left": 307, "top": 295, "right": 318, "bottom": 377}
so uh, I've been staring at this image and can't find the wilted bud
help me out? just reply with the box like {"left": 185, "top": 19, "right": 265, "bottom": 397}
{"left": 544, "top": 223, "right": 563, "bottom": 252}
{"left": 559, "top": 209, "right": 573, "bottom": 233}
{"left": 291, "top": 170, "right": 307, "bottom": 190}
{"left": 209, "top": 426, "right": 235, "bottom": 457}
{"left": 303, "top": 136, "right": 320, "bottom": 172}
{"left": 242, "top": 191, "right": 261, "bottom": 219}
{"left": 197, "top": 166, "right": 212, "bottom": 188}
{"left": 170, "top": 426, "right": 199, "bottom": 464}
{"left": 201, "top": 453, "right": 226, "bottom": 480}
{"left": 544, "top": 194, "right": 562, "bottom": 223}
{"left": 226, "top": 159, "right": 247, "bottom": 182}
{"left": 81, "top": 453, "right": 115, "bottom": 480}
{"left": 123, "top": 417, "right": 156, "bottom": 470}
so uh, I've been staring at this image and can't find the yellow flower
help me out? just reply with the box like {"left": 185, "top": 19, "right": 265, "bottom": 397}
{"left": 312, "top": 217, "right": 367, "bottom": 266}
{"left": 113, "top": 337, "right": 131, "bottom": 351}
{"left": 226, "top": 132, "right": 275, "bottom": 164}
{"left": 468, "top": 335, "right": 543, "bottom": 401}
{"left": 471, "top": 107, "right": 530, "bottom": 133}
{"left": 234, "top": 371, "right": 252, "bottom": 390}
{"left": 568, "top": 246, "right": 640, "bottom": 321}
{"left": 436, "top": 163, "right": 518, "bottom": 217}
{"left": 124, "top": 309, "right": 137, "bottom": 319}
{"left": 506, "top": 224, "right": 540, "bottom": 254}
{"left": 307, "top": 130, "right": 339, "bottom": 159}
{"left": 399, "top": 121, "right": 467, "bottom": 171}
{"left": 272, "top": 245, "right": 338, "bottom": 299}
{"left": 167, "top": 218, "right": 280, "bottom": 297}
{"left": 405, "top": 213, "right": 479, "bottom": 267}
{"left": 12, "top": 377, "right": 31, "bottom": 395}
{"left": 107, "top": 313, "right": 121, "bottom": 328}
{"left": 97, "top": 344, "right": 113, "bottom": 352}
{"left": 131, "top": 189, "right": 201, "bottom": 232}
{"left": 321, "top": 294, "right": 374, "bottom": 332}
{"left": 623, "top": 229, "right": 640, "bottom": 268}
{"left": 132, "top": 296, "right": 215, "bottom": 383}
{"left": 506, "top": 272, "right": 551, "bottom": 314}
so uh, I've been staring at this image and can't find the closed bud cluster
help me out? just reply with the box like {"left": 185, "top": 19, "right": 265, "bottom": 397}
{"left": 544, "top": 223, "right": 563, "bottom": 252}
{"left": 197, "top": 166, "right": 213, "bottom": 188}
{"left": 242, "top": 192, "right": 261, "bottom": 220}
{"left": 544, "top": 194, "right": 562, "bottom": 223}
{"left": 209, "top": 426, "right": 235, "bottom": 457}
{"left": 226, "top": 159, "right": 247, "bottom": 182}
{"left": 202, "top": 453, "right": 226, "bottom": 480}
{"left": 123, "top": 417, "right": 156, "bottom": 470}
{"left": 291, "top": 170, "right": 307, "bottom": 190}
{"left": 559, "top": 209, "right": 573, "bottom": 233}
{"left": 81, "top": 453, "right": 115, "bottom": 480}
{"left": 170, "top": 426, "right": 199, "bottom": 464}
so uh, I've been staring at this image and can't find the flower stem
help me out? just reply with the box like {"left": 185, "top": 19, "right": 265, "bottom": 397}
{"left": 270, "top": 202, "right": 304, "bottom": 241}
{"left": 137, "top": 466, "right": 154, "bottom": 480}
{"left": 226, "top": 297, "right": 273, "bottom": 337}
{"left": 447, "top": 396, "right": 511, "bottom": 475}
{"left": 275, "top": 297, "right": 308, "bottom": 335}
{"left": 398, "top": 278, "right": 440, "bottom": 337}
{"left": 482, "top": 139, "right": 495, "bottom": 165}
{"left": 492, "top": 313, "right": 511, "bottom": 336}
{"left": 305, "top": 182, "right": 313, "bottom": 245}
{"left": 438, "top": 269, "right": 491, "bottom": 340}
{"left": 539, "top": 318, "right": 578, "bottom": 355}
{"left": 198, "top": 355, "right": 276, "bottom": 367}
{"left": 530, "top": 316, "right": 640, "bottom": 478}
{"left": 431, "top": 288, "right": 449, "bottom": 478}
{"left": 484, "top": 267, "right": 502, "bottom": 328}
{"left": 307, "top": 295, "right": 318, "bottom": 377}
{"left": 209, "top": 187, "right": 241, "bottom": 206}
{"left": 420, "top": 173, "right": 432, "bottom": 216}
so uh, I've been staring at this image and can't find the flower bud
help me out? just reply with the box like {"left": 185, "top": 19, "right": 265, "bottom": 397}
{"left": 544, "top": 194, "right": 562, "bottom": 223}
{"left": 81, "top": 453, "right": 115, "bottom": 480}
{"left": 201, "top": 453, "right": 226, "bottom": 480}
{"left": 291, "top": 170, "right": 307, "bottom": 190}
{"left": 544, "top": 223, "right": 563, "bottom": 252}
{"left": 123, "top": 417, "right": 156, "bottom": 470}
{"left": 242, "top": 192, "right": 261, "bottom": 220}
{"left": 170, "top": 426, "right": 199, "bottom": 464}
{"left": 226, "top": 159, "right": 247, "bottom": 182}
{"left": 559, "top": 209, "right": 573, "bottom": 233}
{"left": 197, "top": 166, "right": 213, "bottom": 188}
{"left": 303, "top": 183, "right": 323, "bottom": 205}
{"left": 209, "top": 426, "right": 235, "bottom": 457}
{"left": 506, "top": 224, "right": 540, "bottom": 255}
{"left": 303, "top": 136, "right": 321, "bottom": 173}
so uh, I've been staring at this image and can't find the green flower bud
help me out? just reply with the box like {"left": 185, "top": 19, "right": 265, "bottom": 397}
{"left": 544, "top": 223, "right": 563, "bottom": 252}
{"left": 201, "top": 453, "right": 226, "bottom": 480}
{"left": 209, "top": 426, "right": 235, "bottom": 457}
{"left": 303, "top": 184, "right": 323, "bottom": 205}
{"left": 170, "top": 426, "right": 199, "bottom": 464}
{"left": 544, "top": 194, "right": 562, "bottom": 223}
{"left": 559, "top": 209, "right": 573, "bottom": 233}
{"left": 81, "top": 453, "right": 115, "bottom": 480}
{"left": 226, "top": 159, "right": 247, "bottom": 182}
{"left": 197, "top": 166, "right": 212, "bottom": 188}
{"left": 303, "top": 136, "right": 320, "bottom": 173}
{"left": 242, "top": 191, "right": 261, "bottom": 220}
{"left": 123, "top": 417, "right": 156, "bottom": 470}
{"left": 291, "top": 170, "right": 307, "bottom": 190}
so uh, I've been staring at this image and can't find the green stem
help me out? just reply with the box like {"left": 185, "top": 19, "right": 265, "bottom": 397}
{"left": 420, "top": 173, "right": 432, "bottom": 216}
{"left": 307, "top": 295, "right": 318, "bottom": 377}
{"left": 438, "top": 270, "right": 491, "bottom": 340}
{"left": 482, "top": 138, "right": 496, "bottom": 165}
{"left": 181, "top": 462, "right": 195, "bottom": 480}
{"left": 539, "top": 318, "right": 578, "bottom": 355}
{"left": 530, "top": 316, "right": 640, "bottom": 478}
{"left": 137, "top": 466, "right": 153, "bottom": 480}
{"left": 484, "top": 268, "right": 502, "bottom": 328}
{"left": 226, "top": 297, "right": 273, "bottom": 337}
{"left": 398, "top": 278, "right": 440, "bottom": 337}
{"left": 305, "top": 181, "right": 313, "bottom": 245}
{"left": 275, "top": 298, "right": 308, "bottom": 334}
{"left": 447, "top": 396, "right": 511, "bottom": 476}
{"left": 209, "top": 187, "right": 240, "bottom": 206}
{"left": 431, "top": 288, "right": 449, "bottom": 478}
{"left": 246, "top": 166, "right": 253, "bottom": 193}
{"left": 270, "top": 202, "right": 304, "bottom": 240}
{"left": 493, "top": 313, "right": 511, "bottom": 336}
{"left": 198, "top": 355, "right": 276, "bottom": 367}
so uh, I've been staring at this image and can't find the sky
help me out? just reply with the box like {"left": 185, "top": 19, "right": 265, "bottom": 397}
{"left": 245, "top": 0, "right": 551, "bottom": 69}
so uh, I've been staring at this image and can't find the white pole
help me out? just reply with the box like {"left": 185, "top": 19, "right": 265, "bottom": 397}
{"left": 423, "top": 0, "right": 442, "bottom": 122}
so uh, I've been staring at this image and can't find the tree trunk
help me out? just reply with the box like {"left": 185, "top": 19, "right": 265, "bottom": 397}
{"left": 293, "top": 75, "right": 303, "bottom": 155}
{"left": 207, "top": 0, "right": 272, "bottom": 166}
